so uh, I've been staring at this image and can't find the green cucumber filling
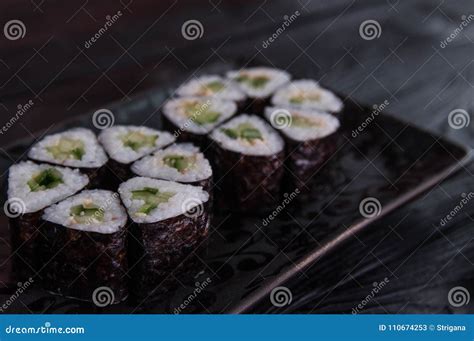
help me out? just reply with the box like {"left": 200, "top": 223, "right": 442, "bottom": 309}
{"left": 46, "top": 138, "right": 85, "bottom": 161}
{"left": 121, "top": 131, "right": 158, "bottom": 151}
{"left": 70, "top": 203, "right": 104, "bottom": 224}
{"left": 221, "top": 123, "right": 263, "bottom": 142}
{"left": 131, "top": 187, "right": 175, "bottom": 215}
{"left": 289, "top": 92, "right": 322, "bottom": 104}
{"left": 290, "top": 115, "right": 322, "bottom": 128}
{"left": 183, "top": 101, "right": 221, "bottom": 125}
{"left": 235, "top": 74, "right": 270, "bottom": 88}
{"left": 163, "top": 154, "right": 195, "bottom": 173}
{"left": 203, "top": 80, "right": 225, "bottom": 93}
{"left": 27, "top": 168, "right": 64, "bottom": 192}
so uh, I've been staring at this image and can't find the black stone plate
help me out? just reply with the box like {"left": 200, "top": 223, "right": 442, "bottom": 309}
{"left": 0, "top": 64, "right": 471, "bottom": 314}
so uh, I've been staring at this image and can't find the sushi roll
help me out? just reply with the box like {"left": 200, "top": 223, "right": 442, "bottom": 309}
{"left": 28, "top": 128, "right": 108, "bottom": 188}
{"left": 131, "top": 143, "right": 213, "bottom": 194}
{"left": 175, "top": 75, "right": 246, "bottom": 109}
{"left": 209, "top": 114, "right": 285, "bottom": 211}
{"left": 162, "top": 97, "right": 237, "bottom": 149}
{"left": 118, "top": 177, "right": 210, "bottom": 297}
{"left": 39, "top": 190, "right": 128, "bottom": 303}
{"left": 7, "top": 161, "right": 89, "bottom": 279}
{"left": 265, "top": 107, "right": 340, "bottom": 191}
{"left": 271, "top": 80, "right": 343, "bottom": 114}
{"left": 98, "top": 126, "right": 175, "bottom": 188}
{"left": 226, "top": 67, "right": 290, "bottom": 114}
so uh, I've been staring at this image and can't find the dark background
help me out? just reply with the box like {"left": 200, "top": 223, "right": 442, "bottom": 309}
{"left": 0, "top": 0, "right": 473, "bottom": 313}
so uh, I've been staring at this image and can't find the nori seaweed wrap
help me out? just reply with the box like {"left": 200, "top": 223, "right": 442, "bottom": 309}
{"left": 209, "top": 114, "right": 285, "bottom": 211}
{"left": 131, "top": 143, "right": 213, "bottom": 194}
{"left": 27, "top": 128, "right": 108, "bottom": 188}
{"left": 162, "top": 96, "right": 237, "bottom": 150}
{"left": 226, "top": 67, "right": 290, "bottom": 114}
{"left": 265, "top": 106, "right": 341, "bottom": 191}
{"left": 39, "top": 190, "right": 128, "bottom": 303}
{"left": 7, "top": 161, "right": 89, "bottom": 280}
{"left": 98, "top": 126, "right": 175, "bottom": 189}
{"left": 271, "top": 79, "right": 343, "bottom": 114}
{"left": 118, "top": 177, "right": 210, "bottom": 297}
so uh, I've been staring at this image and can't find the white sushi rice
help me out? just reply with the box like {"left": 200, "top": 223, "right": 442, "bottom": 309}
{"left": 28, "top": 128, "right": 108, "bottom": 168}
{"left": 264, "top": 107, "right": 340, "bottom": 142}
{"left": 271, "top": 79, "right": 343, "bottom": 113}
{"left": 131, "top": 143, "right": 212, "bottom": 183}
{"left": 7, "top": 161, "right": 89, "bottom": 214}
{"left": 209, "top": 114, "right": 284, "bottom": 156}
{"left": 42, "top": 190, "right": 127, "bottom": 234}
{"left": 175, "top": 75, "right": 246, "bottom": 102}
{"left": 227, "top": 67, "right": 290, "bottom": 99}
{"left": 163, "top": 97, "right": 237, "bottom": 135}
{"left": 98, "top": 126, "right": 176, "bottom": 164}
{"left": 118, "top": 177, "right": 209, "bottom": 224}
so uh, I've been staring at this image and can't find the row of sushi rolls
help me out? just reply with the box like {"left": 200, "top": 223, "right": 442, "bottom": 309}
{"left": 7, "top": 66, "right": 344, "bottom": 303}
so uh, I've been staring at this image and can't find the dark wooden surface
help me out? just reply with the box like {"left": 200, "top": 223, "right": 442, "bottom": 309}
{"left": 0, "top": 0, "right": 473, "bottom": 313}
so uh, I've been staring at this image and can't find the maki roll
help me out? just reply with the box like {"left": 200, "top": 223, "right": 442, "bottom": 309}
{"left": 227, "top": 67, "right": 290, "bottom": 114}
{"left": 7, "top": 161, "right": 89, "bottom": 279}
{"left": 118, "top": 177, "right": 210, "bottom": 297}
{"left": 28, "top": 128, "right": 108, "bottom": 188}
{"left": 98, "top": 126, "right": 175, "bottom": 188}
{"left": 209, "top": 114, "right": 285, "bottom": 211}
{"left": 39, "top": 190, "right": 128, "bottom": 303}
{"left": 265, "top": 107, "right": 340, "bottom": 191}
{"left": 131, "top": 143, "right": 213, "bottom": 194}
{"left": 162, "top": 97, "right": 237, "bottom": 149}
{"left": 271, "top": 80, "right": 343, "bottom": 114}
{"left": 175, "top": 75, "right": 246, "bottom": 109}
